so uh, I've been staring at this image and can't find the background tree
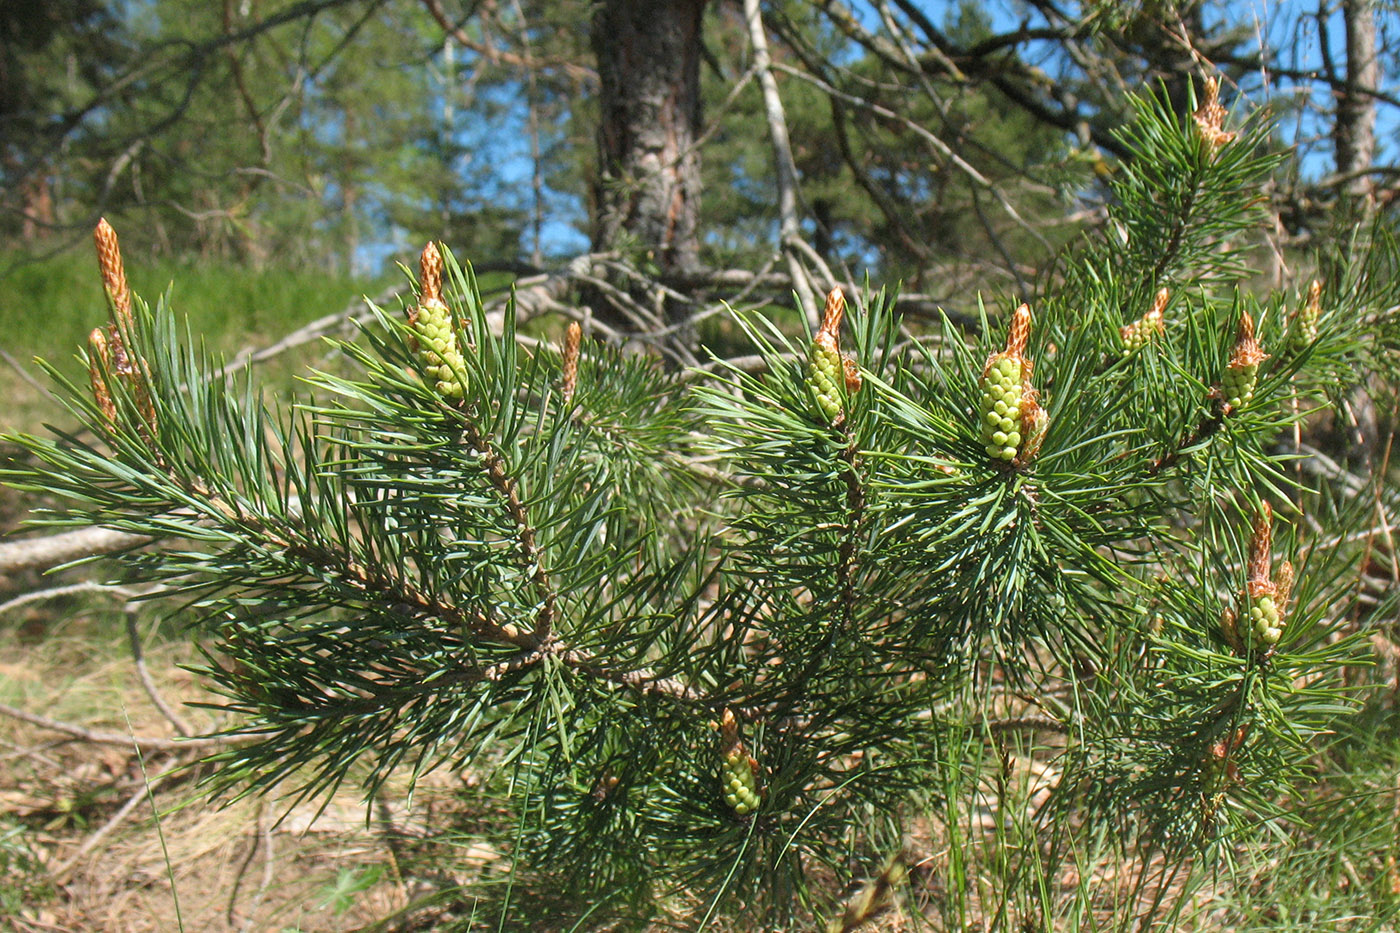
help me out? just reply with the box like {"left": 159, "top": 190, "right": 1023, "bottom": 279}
{"left": 0, "top": 0, "right": 129, "bottom": 242}
{"left": 5, "top": 1, "right": 1397, "bottom": 297}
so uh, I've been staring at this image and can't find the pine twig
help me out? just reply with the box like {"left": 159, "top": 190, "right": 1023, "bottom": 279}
{"left": 480, "top": 644, "right": 706, "bottom": 705}
{"left": 836, "top": 435, "right": 866, "bottom": 639}
{"left": 1147, "top": 397, "right": 1227, "bottom": 476}
{"left": 458, "top": 415, "right": 557, "bottom": 645}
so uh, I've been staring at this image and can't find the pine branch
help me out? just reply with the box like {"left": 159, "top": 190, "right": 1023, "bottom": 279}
{"left": 458, "top": 414, "right": 557, "bottom": 645}
{"left": 835, "top": 435, "right": 865, "bottom": 643}
{"left": 4, "top": 75, "right": 1391, "bottom": 920}
{"left": 1146, "top": 397, "right": 1227, "bottom": 476}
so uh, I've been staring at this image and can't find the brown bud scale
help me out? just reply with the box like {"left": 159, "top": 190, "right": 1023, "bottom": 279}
{"left": 88, "top": 327, "right": 117, "bottom": 427}
{"left": 819, "top": 287, "right": 846, "bottom": 340}
{"left": 1193, "top": 75, "right": 1235, "bottom": 154}
{"left": 419, "top": 242, "right": 443, "bottom": 305}
{"left": 842, "top": 356, "right": 863, "bottom": 396}
{"left": 94, "top": 219, "right": 132, "bottom": 331}
{"left": 562, "top": 321, "right": 582, "bottom": 404}
{"left": 1005, "top": 303, "right": 1031, "bottom": 359}
{"left": 1246, "top": 502, "right": 1273, "bottom": 589}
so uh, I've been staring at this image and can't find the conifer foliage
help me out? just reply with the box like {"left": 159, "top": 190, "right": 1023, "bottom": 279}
{"left": 4, "top": 83, "right": 1397, "bottom": 927}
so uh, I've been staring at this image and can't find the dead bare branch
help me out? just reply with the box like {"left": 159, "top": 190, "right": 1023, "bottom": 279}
{"left": 0, "top": 701, "right": 231, "bottom": 751}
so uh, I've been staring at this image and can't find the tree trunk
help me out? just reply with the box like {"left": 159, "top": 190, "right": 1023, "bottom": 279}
{"left": 1336, "top": 0, "right": 1380, "bottom": 205}
{"left": 19, "top": 170, "right": 53, "bottom": 241}
{"left": 590, "top": 0, "right": 706, "bottom": 275}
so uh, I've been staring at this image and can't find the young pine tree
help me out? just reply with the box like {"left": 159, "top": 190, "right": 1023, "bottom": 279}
{"left": 6, "top": 82, "right": 1397, "bottom": 929}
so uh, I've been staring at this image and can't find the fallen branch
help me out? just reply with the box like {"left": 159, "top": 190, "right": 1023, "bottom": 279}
{"left": 214, "top": 283, "right": 403, "bottom": 380}
{"left": 0, "top": 527, "right": 151, "bottom": 576}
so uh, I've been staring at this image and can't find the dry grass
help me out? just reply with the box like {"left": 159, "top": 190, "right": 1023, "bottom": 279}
{"left": 0, "top": 598, "right": 489, "bottom": 933}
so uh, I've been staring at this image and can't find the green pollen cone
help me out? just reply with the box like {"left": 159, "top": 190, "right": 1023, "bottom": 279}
{"left": 722, "top": 748, "right": 761, "bottom": 816}
{"left": 1250, "top": 594, "right": 1281, "bottom": 645}
{"left": 808, "top": 335, "right": 844, "bottom": 424}
{"left": 1293, "top": 282, "right": 1321, "bottom": 350}
{"left": 1222, "top": 362, "right": 1258, "bottom": 409}
{"left": 980, "top": 354, "right": 1024, "bottom": 462}
{"left": 1292, "top": 312, "right": 1319, "bottom": 351}
{"left": 412, "top": 298, "right": 466, "bottom": 398}
{"left": 1121, "top": 320, "right": 1153, "bottom": 355}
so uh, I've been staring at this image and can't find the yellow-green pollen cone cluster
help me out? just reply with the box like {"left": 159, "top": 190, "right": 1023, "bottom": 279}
{"left": 1241, "top": 504, "right": 1289, "bottom": 650}
{"left": 722, "top": 745, "right": 762, "bottom": 816}
{"left": 808, "top": 332, "right": 844, "bottom": 424}
{"left": 1221, "top": 360, "right": 1258, "bottom": 409}
{"left": 1249, "top": 593, "right": 1282, "bottom": 645}
{"left": 980, "top": 354, "right": 1025, "bottom": 462}
{"left": 1120, "top": 319, "right": 1156, "bottom": 355}
{"left": 1292, "top": 279, "right": 1321, "bottom": 349}
{"left": 1121, "top": 289, "right": 1167, "bottom": 356}
{"left": 1223, "top": 312, "right": 1267, "bottom": 410}
{"left": 412, "top": 296, "right": 466, "bottom": 398}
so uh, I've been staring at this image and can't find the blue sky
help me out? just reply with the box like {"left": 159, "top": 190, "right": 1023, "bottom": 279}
{"left": 365, "top": 0, "right": 1397, "bottom": 271}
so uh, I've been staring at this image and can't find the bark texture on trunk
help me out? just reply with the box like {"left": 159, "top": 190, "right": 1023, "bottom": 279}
{"left": 591, "top": 0, "right": 706, "bottom": 274}
{"left": 1336, "top": 0, "right": 1380, "bottom": 203}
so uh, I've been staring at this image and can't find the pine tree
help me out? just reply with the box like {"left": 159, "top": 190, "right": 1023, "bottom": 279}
{"left": 5, "top": 81, "right": 1395, "bottom": 928}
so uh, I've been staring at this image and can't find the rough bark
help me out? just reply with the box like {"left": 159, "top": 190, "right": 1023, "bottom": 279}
{"left": 1336, "top": 0, "right": 1380, "bottom": 204}
{"left": 590, "top": 0, "right": 706, "bottom": 275}
{"left": 19, "top": 168, "right": 53, "bottom": 240}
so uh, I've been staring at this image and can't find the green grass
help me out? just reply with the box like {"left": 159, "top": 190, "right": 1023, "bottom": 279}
{"left": 0, "top": 249, "right": 542, "bottom": 436}
{"left": 0, "top": 247, "right": 392, "bottom": 363}
{"left": 0, "top": 248, "right": 398, "bottom": 433}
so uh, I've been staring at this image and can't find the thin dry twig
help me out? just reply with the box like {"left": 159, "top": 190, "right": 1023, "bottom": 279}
{"left": 244, "top": 809, "right": 277, "bottom": 933}
{"left": 124, "top": 606, "right": 193, "bottom": 738}
{"left": 0, "top": 580, "right": 140, "bottom": 616}
{"left": 0, "top": 701, "right": 229, "bottom": 751}
{"left": 0, "top": 347, "right": 60, "bottom": 402}
{"left": 225, "top": 800, "right": 276, "bottom": 933}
